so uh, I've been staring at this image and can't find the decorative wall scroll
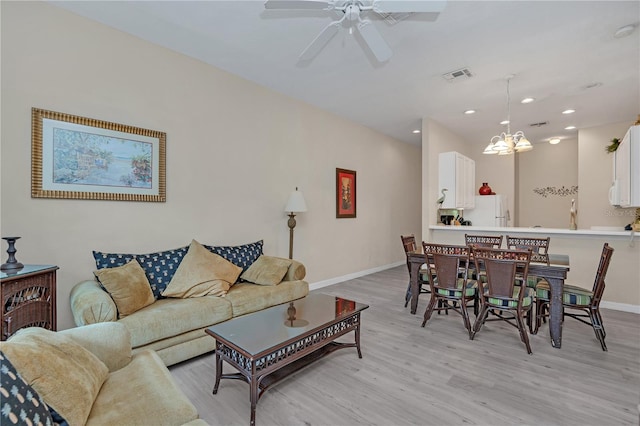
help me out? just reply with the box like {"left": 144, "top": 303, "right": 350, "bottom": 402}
{"left": 533, "top": 185, "right": 578, "bottom": 198}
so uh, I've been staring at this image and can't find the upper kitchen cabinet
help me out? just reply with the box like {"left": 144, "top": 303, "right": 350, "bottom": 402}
{"left": 610, "top": 124, "right": 640, "bottom": 208}
{"left": 439, "top": 151, "right": 475, "bottom": 209}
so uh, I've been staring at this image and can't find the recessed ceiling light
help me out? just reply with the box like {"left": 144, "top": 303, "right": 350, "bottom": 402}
{"left": 565, "top": 126, "right": 576, "bottom": 130}
{"left": 521, "top": 98, "right": 535, "bottom": 104}
{"left": 549, "top": 138, "right": 561, "bottom": 145}
{"left": 562, "top": 109, "right": 575, "bottom": 114}
{"left": 500, "top": 120, "right": 510, "bottom": 125}
{"left": 464, "top": 109, "right": 476, "bottom": 115}
{"left": 412, "top": 129, "right": 421, "bottom": 134}
{"left": 614, "top": 24, "right": 636, "bottom": 39}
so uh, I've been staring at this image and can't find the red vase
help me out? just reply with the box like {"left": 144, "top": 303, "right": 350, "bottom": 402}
{"left": 479, "top": 182, "right": 492, "bottom": 195}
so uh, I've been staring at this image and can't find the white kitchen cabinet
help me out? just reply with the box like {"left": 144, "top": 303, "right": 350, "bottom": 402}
{"left": 610, "top": 125, "right": 640, "bottom": 208}
{"left": 438, "top": 151, "right": 475, "bottom": 209}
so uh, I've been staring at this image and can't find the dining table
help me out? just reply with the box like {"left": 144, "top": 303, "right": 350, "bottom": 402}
{"left": 406, "top": 251, "right": 570, "bottom": 349}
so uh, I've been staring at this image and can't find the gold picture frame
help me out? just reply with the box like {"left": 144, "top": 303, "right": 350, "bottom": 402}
{"left": 31, "top": 108, "right": 166, "bottom": 202}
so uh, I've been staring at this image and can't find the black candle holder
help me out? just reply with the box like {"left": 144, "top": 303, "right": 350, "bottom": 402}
{"left": 1, "top": 237, "right": 24, "bottom": 271}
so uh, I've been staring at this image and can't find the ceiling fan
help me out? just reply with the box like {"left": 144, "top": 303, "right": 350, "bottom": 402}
{"left": 264, "top": 0, "right": 446, "bottom": 62}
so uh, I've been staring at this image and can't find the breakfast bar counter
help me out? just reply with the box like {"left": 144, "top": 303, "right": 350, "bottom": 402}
{"left": 424, "top": 225, "right": 640, "bottom": 312}
{"left": 429, "top": 224, "right": 640, "bottom": 237}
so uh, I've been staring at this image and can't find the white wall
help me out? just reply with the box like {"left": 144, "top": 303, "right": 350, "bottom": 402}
{"left": 517, "top": 138, "right": 578, "bottom": 228}
{"left": 421, "top": 118, "right": 472, "bottom": 239}
{"left": 0, "top": 2, "right": 422, "bottom": 329}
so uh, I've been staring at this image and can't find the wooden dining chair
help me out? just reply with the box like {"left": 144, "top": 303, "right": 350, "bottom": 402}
{"left": 505, "top": 235, "right": 552, "bottom": 330}
{"left": 401, "top": 234, "right": 430, "bottom": 307}
{"left": 471, "top": 247, "right": 535, "bottom": 354}
{"left": 533, "top": 243, "right": 614, "bottom": 351}
{"left": 421, "top": 243, "right": 477, "bottom": 338}
{"left": 506, "top": 236, "right": 550, "bottom": 265}
{"left": 465, "top": 234, "right": 503, "bottom": 281}
{"left": 464, "top": 234, "right": 503, "bottom": 248}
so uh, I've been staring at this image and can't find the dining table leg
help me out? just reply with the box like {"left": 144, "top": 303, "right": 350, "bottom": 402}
{"left": 410, "top": 258, "right": 421, "bottom": 314}
{"left": 547, "top": 276, "right": 563, "bottom": 349}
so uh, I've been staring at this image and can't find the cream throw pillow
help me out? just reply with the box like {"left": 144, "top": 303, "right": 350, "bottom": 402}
{"left": 162, "top": 239, "right": 242, "bottom": 298}
{"left": 0, "top": 327, "right": 109, "bottom": 426}
{"left": 94, "top": 260, "right": 155, "bottom": 318}
{"left": 240, "top": 255, "right": 292, "bottom": 286}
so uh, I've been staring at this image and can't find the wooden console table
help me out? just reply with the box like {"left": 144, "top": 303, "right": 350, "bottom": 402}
{"left": 1, "top": 265, "right": 58, "bottom": 340}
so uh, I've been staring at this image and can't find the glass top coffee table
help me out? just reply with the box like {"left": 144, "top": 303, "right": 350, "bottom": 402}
{"left": 206, "top": 293, "right": 369, "bottom": 426}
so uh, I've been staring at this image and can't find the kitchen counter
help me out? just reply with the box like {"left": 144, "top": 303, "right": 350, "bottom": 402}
{"left": 427, "top": 224, "right": 640, "bottom": 312}
{"left": 429, "top": 225, "right": 639, "bottom": 237}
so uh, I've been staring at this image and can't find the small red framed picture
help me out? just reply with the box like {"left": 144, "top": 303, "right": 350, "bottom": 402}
{"left": 336, "top": 168, "right": 356, "bottom": 218}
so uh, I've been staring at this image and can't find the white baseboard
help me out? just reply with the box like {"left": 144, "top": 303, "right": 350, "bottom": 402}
{"left": 309, "top": 261, "right": 405, "bottom": 291}
{"left": 309, "top": 262, "right": 639, "bottom": 315}
{"left": 601, "top": 301, "right": 640, "bottom": 314}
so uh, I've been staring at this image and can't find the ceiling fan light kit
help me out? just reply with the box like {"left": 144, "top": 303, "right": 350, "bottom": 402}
{"left": 264, "top": 0, "right": 447, "bottom": 63}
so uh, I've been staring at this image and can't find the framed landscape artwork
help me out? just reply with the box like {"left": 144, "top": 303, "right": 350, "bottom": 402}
{"left": 336, "top": 168, "right": 356, "bottom": 218}
{"left": 31, "top": 108, "right": 166, "bottom": 202}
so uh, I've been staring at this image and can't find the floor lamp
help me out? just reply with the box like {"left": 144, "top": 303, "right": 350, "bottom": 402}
{"left": 284, "top": 187, "right": 307, "bottom": 259}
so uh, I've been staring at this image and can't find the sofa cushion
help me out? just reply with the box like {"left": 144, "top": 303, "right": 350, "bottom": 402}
{"left": 94, "top": 260, "right": 155, "bottom": 318}
{"left": 93, "top": 246, "right": 189, "bottom": 298}
{"left": 118, "top": 296, "right": 232, "bottom": 348}
{"left": 240, "top": 255, "right": 292, "bottom": 286}
{"left": 225, "top": 280, "right": 309, "bottom": 317}
{"left": 86, "top": 349, "right": 198, "bottom": 426}
{"left": 0, "top": 328, "right": 109, "bottom": 426}
{"left": 203, "top": 240, "right": 263, "bottom": 277}
{"left": 162, "top": 240, "right": 242, "bottom": 298}
{"left": 0, "top": 351, "right": 54, "bottom": 426}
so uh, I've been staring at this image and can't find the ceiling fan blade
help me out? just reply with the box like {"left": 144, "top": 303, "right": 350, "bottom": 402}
{"left": 357, "top": 20, "right": 392, "bottom": 62}
{"left": 373, "top": 0, "right": 447, "bottom": 14}
{"left": 265, "top": 0, "right": 333, "bottom": 10}
{"left": 299, "top": 21, "right": 341, "bottom": 61}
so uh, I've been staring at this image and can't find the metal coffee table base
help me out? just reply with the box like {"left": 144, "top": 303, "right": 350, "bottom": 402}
{"left": 212, "top": 313, "right": 363, "bottom": 426}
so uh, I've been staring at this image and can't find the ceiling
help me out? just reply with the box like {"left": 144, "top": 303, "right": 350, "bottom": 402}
{"left": 50, "top": 1, "right": 640, "bottom": 148}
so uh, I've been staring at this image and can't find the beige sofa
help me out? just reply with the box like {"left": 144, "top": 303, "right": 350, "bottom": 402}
{"left": 70, "top": 258, "right": 309, "bottom": 366}
{"left": 1, "top": 322, "right": 208, "bottom": 426}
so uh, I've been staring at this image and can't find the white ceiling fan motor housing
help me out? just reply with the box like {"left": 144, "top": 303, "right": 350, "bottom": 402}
{"left": 345, "top": 4, "right": 361, "bottom": 21}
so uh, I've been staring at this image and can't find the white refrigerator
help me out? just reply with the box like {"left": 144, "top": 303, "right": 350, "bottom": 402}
{"left": 464, "top": 195, "right": 510, "bottom": 227}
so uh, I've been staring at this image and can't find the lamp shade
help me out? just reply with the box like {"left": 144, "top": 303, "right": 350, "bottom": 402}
{"left": 285, "top": 188, "right": 307, "bottom": 213}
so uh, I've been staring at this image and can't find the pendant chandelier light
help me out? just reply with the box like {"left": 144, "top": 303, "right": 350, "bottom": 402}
{"left": 483, "top": 75, "right": 533, "bottom": 155}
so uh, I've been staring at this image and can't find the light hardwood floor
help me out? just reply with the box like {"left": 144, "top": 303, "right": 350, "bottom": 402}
{"left": 170, "top": 266, "right": 640, "bottom": 425}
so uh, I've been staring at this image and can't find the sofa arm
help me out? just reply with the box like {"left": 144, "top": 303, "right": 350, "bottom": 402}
{"left": 59, "top": 322, "right": 132, "bottom": 372}
{"left": 283, "top": 259, "right": 306, "bottom": 281}
{"left": 70, "top": 280, "right": 118, "bottom": 326}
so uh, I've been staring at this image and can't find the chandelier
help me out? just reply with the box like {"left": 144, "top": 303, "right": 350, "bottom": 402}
{"left": 483, "top": 76, "right": 533, "bottom": 155}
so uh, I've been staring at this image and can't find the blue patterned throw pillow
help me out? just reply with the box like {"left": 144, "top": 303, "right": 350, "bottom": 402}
{"left": 203, "top": 240, "right": 263, "bottom": 277}
{"left": 0, "top": 351, "right": 57, "bottom": 426}
{"left": 93, "top": 246, "right": 188, "bottom": 299}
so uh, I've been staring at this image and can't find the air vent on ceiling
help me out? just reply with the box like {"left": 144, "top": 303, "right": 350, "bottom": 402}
{"left": 379, "top": 12, "right": 415, "bottom": 25}
{"left": 529, "top": 121, "right": 549, "bottom": 127}
{"left": 442, "top": 68, "right": 473, "bottom": 82}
